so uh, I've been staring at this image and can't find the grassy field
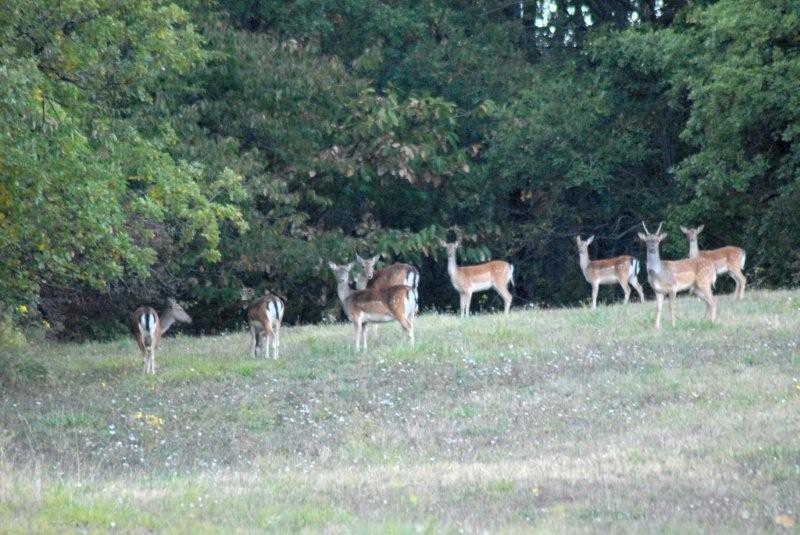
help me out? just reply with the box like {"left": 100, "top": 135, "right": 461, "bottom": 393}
{"left": 1, "top": 289, "right": 799, "bottom": 533}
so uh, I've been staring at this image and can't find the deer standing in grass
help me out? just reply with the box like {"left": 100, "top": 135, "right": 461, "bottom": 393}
{"left": 680, "top": 225, "right": 747, "bottom": 300}
{"left": 130, "top": 298, "right": 192, "bottom": 374}
{"left": 575, "top": 235, "right": 645, "bottom": 309}
{"left": 247, "top": 293, "right": 285, "bottom": 359}
{"left": 638, "top": 222, "right": 717, "bottom": 328}
{"left": 440, "top": 240, "right": 513, "bottom": 317}
{"left": 329, "top": 261, "right": 416, "bottom": 351}
{"left": 354, "top": 254, "right": 420, "bottom": 331}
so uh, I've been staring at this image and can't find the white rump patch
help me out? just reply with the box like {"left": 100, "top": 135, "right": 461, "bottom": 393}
{"left": 139, "top": 313, "right": 157, "bottom": 335}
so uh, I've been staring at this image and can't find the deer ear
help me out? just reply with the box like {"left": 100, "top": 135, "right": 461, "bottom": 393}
{"left": 697, "top": 224, "right": 704, "bottom": 233}
{"left": 587, "top": 235, "right": 594, "bottom": 245}
{"left": 455, "top": 240, "right": 461, "bottom": 248}
{"left": 371, "top": 255, "right": 380, "bottom": 263}
{"left": 575, "top": 235, "right": 581, "bottom": 244}
{"left": 345, "top": 262, "right": 354, "bottom": 270}
{"left": 437, "top": 239, "right": 447, "bottom": 247}
{"left": 680, "top": 226, "right": 688, "bottom": 234}
{"left": 659, "top": 232, "right": 668, "bottom": 241}
{"left": 355, "top": 253, "right": 364, "bottom": 262}
{"left": 328, "top": 261, "right": 338, "bottom": 271}
{"left": 637, "top": 232, "right": 647, "bottom": 241}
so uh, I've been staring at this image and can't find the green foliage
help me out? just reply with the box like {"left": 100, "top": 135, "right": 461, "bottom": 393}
{"left": 2, "top": 0, "right": 800, "bottom": 338}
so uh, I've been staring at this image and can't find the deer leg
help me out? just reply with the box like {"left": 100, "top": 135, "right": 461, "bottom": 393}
{"left": 249, "top": 325, "right": 257, "bottom": 359}
{"left": 631, "top": 277, "right": 645, "bottom": 303}
{"left": 696, "top": 283, "right": 717, "bottom": 321}
{"left": 591, "top": 283, "right": 599, "bottom": 309}
{"left": 496, "top": 285, "right": 513, "bottom": 315}
{"left": 354, "top": 319, "right": 362, "bottom": 352}
{"left": 731, "top": 268, "right": 746, "bottom": 300}
{"left": 399, "top": 316, "right": 414, "bottom": 345}
{"left": 460, "top": 292, "right": 471, "bottom": 317}
{"left": 274, "top": 323, "right": 280, "bottom": 359}
{"left": 668, "top": 290, "right": 677, "bottom": 327}
{"left": 619, "top": 278, "right": 631, "bottom": 305}
{"left": 362, "top": 323, "right": 368, "bottom": 351}
{"left": 655, "top": 293, "right": 664, "bottom": 329}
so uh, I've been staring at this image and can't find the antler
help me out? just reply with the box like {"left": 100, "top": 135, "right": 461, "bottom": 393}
{"left": 656, "top": 221, "right": 663, "bottom": 235}
{"left": 642, "top": 221, "right": 651, "bottom": 235}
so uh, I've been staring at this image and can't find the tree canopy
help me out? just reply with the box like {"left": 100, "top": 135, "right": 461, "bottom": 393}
{"left": 2, "top": 0, "right": 799, "bottom": 340}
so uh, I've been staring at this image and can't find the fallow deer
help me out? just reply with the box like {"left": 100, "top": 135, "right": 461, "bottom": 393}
{"left": 247, "top": 292, "right": 285, "bottom": 359}
{"left": 680, "top": 225, "right": 747, "bottom": 300}
{"left": 329, "top": 261, "right": 416, "bottom": 351}
{"left": 575, "top": 235, "right": 645, "bottom": 308}
{"left": 439, "top": 240, "right": 513, "bottom": 317}
{"left": 638, "top": 222, "right": 717, "bottom": 328}
{"left": 130, "top": 298, "right": 192, "bottom": 374}
{"left": 354, "top": 254, "right": 420, "bottom": 294}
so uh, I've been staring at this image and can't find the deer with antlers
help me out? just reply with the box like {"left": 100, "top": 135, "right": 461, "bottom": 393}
{"left": 440, "top": 240, "right": 513, "bottom": 317}
{"left": 638, "top": 222, "right": 717, "bottom": 328}
{"left": 680, "top": 225, "right": 747, "bottom": 300}
{"left": 575, "top": 235, "right": 645, "bottom": 309}
{"left": 329, "top": 261, "right": 416, "bottom": 351}
{"left": 130, "top": 298, "right": 192, "bottom": 374}
{"left": 247, "top": 292, "right": 285, "bottom": 359}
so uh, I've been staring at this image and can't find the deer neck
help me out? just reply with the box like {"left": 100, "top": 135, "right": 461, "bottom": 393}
{"left": 578, "top": 250, "right": 590, "bottom": 276}
{"left": 645, "top": 247, "right": 665, "bottom": 276}
{"left": 159, "top": 308, "right": 176, "bottom": 335}
{"left": 446, "top": 253, "right": 459, "bottom": 279}
{"left": 688, "top": 239, "right": 699, "bottom": 258}
{"left": 335, "top": 279, "right": 354, "bottom": 308}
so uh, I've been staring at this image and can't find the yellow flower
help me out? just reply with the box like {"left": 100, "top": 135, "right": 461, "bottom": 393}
{"left": 531, "top": 487, "right": 540, "bottom": 496}
{"left": 42, "top": 320, "right": 51, "bottom": 329}
{"left": 17, "top": 304, "right": 28, "bottom": 314}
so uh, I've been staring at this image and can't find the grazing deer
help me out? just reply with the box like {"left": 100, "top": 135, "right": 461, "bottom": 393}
{"left": 328, "top": 261, "right": 416, "bottom": 351}
{"left": 575, "top": 235, "right": 645, "bottom": 309}
{"left": 130, "top": 298, "right": 192, "bottom": 374}
{"left": 247, "top": 293, "right": 285, "bottom": 359}
{"left": 638, "top": 222, "right": 717, "bottom": 328}
{"left": 680, "top": 225, "right": 747, "bottom": 300}
{"left": 439, "top": 240, "right": 513, "bottom": 317}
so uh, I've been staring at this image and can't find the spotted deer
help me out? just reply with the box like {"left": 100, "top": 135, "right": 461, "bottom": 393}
{"left": 354, "top": 254, "right": 420, "bottom": 294}
{"left": 575, "top": 235, "right": 645, "bottom": 308}
{"left": 638, "top": 222, "right": 717, "bottom": 328}
{"left": 680, "top": 225, "right": 747, "bottom": 300}
{"left": 439, "top": 240, "right": 513, "bottom": 317}
{"left": 130, "top": 298, "right": 192, "bottom": 374}
{"left": 247, "top": 292, "right": 285, "bottom": 359}
{"left": 329, "top": 261, "right": 416, "bottom": 351}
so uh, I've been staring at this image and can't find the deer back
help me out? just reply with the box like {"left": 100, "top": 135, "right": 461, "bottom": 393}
{"left": 453, "top": 260, "right": 511, "bottom": 289}
{"left": 699, "top": 246, "right": 746, "bottom": 271}
{"left": 660, "top": 257, "right": 717, "bottom": 288}
{"left": 368, "top": 263, "right": 419, "bottom": 290}
{"left": 346, "top": 285, "right": 414, "bottom": 321}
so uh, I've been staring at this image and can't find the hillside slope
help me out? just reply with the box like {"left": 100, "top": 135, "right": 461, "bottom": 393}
{"left": 2, "top": 290, "right": 799, "bottom": 532}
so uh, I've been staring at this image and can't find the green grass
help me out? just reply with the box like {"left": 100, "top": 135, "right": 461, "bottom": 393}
{"left": 2, "top": 289, "right": 800, "bottom": 532}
